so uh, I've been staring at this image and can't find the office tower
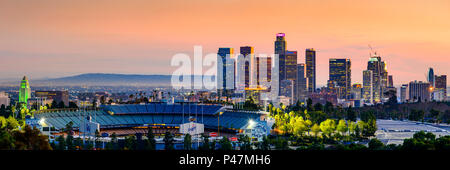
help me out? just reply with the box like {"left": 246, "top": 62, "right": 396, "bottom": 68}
{"left": 297, "top": 64, "right": 308, "bottom": 103}
{"left": 306, "top": 48, "right": 316, "bottom": 93}
{"left": 380, "top": 61, "right": 388, "bottom": 89}
{"left": 367, "top": 55, "right": 388, "bottom": 103}
{"left": 270, "top": 52, "right": 280, "bottom": 100}
{"left": 351, "top": 84, "right": 362, "bottom": 100}
{"left": 238, "top": 46, "right": 254, "bottom": 89}
{"left": 217, "top": 48, "right": 235, "bottom": 97}
{"left": 329, "top": 58, "right": 351, "bottom": 99}
{"left": 19, "top": 76, "right": 31, "bottom": 108}
{"left": 428, "top": 68, "right": 435, "bottom": 87}
{"left": 408, "top": 81, "right": 431, "bottom": 102}
{"left": 285, "top": 50, "right": 298, "bottom": 102}
{"left": 35, "top": 91, "right": 70, "bottom": 107}
{"left": 275, "top": 33, "right": 286, "bottom": 87}
{"left": 435, "top": 75, "right": 447, "bottom": 97}
{"left": 256, "top": 56, "right": 272, "bottom": 88}
{"left": 400, "top": 84, "right": 409, "bottom": 103}
{"left": 0, "top": 92, "right": 10, "bottom": 107}
{"left": 285, "top": 51, "right": 298, "bottom": 80}
{"left": 388, "top": 75, "right": 394, "bottom": 87}
{"left": 363, "top": 70, "right": 373, "bottom": 103}
{"left": 280, "top": 79, "right": 294, "bottom": 105}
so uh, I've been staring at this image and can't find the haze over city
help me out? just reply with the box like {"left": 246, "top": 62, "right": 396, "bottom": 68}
{"left": 1, "top": 0, "right": 449, "bottom": 86}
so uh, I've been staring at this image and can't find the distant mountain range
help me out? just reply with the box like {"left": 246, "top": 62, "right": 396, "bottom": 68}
{"left": 0, "top": 73, "right": 210, "bottom": 87}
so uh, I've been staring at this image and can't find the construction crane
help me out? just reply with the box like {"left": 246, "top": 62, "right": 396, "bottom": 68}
{"left": 368, "top": 44, "right": 377, "bottom": 57}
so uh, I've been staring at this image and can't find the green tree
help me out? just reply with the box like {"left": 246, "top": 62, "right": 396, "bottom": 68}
{"left": 164, "top": 132, "right": 174, "bottom": 150}
{"left": 219, "top": 137, "right": 232, "bottom": 150}
{"left": 314, "top": 103, "right": 323, "bottom": 112}
{"left": 51, "top": 100, "right": 58, "bottom": 109}
{"left": 6, "top": 116, "right": 19, "bottom": 131}
{"left": 336, "top": 120, "right": 348, "bottom": 136}
{"left": 146, "top": 128, "right": 156, "bottom": 150}
{"left": 0, "top": 105, "right": 6, "bottom": 117}
{"left": 110, "top": 133, "right": 118, "bottom": 150}
{"left": 11, "top": 125, "right": 52, "bottom": 150}
{"left": 62, "top": 122, "right": 74, "bottom": 149}
{"left": 238, "top": 135, "right": 253, "bottom": 150}
{"left": 324, "top": 102, "right": 334, "bottom": 114}
{"left": 257, "top": 136, "right": 270, "bottom": 150}
{"left": 57, "top": 101, "right": 65, "bottom": 109}
{"left": 311, "top": 124, "right": 321, "bottom": 137}
{"left": 183, "top": 134, "right": 192, "bottom": 150}
{"left": 362, "top": 119, "right": 377, "bottom": 137}
{"left": 346, "top": 106, "right": 357, "bottom": 122}
{"left": 319, "top": 119, "right": 336, "bottom": 137}
{"left": 368, "top": 138, "right": 385, "bottom": 150}
{"left": 56, "top": 135, "right": 66, "bottom": 150}
{"left": 306, "top": 98, "right": 313, "bottom": 111}
{"left": 274, "top": 137, "right": 289, "bottom": 150}
{"left": 124, "top": 135, "right": 136, "bottom": 150}
{"left": 200, "top": 133, "right": 212, "bottom": 150}
{"left": 68, "top": 102, "right": 78, "bottom": 109}
{"left": 0, "top": 129, "right": 15, "bottom": 150}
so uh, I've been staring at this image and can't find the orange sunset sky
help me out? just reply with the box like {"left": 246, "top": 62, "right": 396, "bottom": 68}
{"left": 0, "top": 0, "right": 449, "bottom": 86}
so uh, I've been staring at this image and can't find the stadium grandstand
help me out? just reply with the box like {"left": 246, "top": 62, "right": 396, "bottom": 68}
{"left": 33, "top": 103, "right": 268, "bottom": 137}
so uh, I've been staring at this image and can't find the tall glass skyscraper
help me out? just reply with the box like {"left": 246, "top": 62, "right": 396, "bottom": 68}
{"left": 428, "top": 68, "right": 435, "bottom": 87}
{"left": 329, "top": 58, "right": 351, "bottom": 99}
{"left": 367, "top": 55, "right": 388, "bottom": 103}
{"left": 284, "top": 50, "right": 298, "bottom": 102}
{"left": 217, "top": 48, "right": 235, "bottom": 97}
{"left": 297, "top": 64, "right": 308, "bottom": 103}
{"left": 256, "top": 56, "right": 272, "bottom": 88}
{"left": 19, "top": 76, "right": 31, "bottom": 108}
{"left": 306, "top": 48, "right": 316, "bottom": 93}
{"left": 388, "top": 75, "right": 394, "bottom": 87}
{"left": 363, "top": 70, "right": 373, "bottom": 103}
{"left": 239, "top": 46, "right": 254, "bottom": 88}
{"left": 275, "top": 33, "right": 286, "bottom": 90}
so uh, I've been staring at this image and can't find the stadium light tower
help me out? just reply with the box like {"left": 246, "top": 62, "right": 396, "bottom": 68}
{"left": 217, "top": 112, "right": 224, "bottom": 137}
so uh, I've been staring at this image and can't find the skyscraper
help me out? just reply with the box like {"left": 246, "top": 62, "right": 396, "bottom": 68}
{"left": 280, "top": 79, "right": 294, "bottom": 105}
{"left": 329, "top": 58, "right": 351, "bottom": 99}
{"left": 239, "top": 46, "right": 254, "bottom": 89}
{"left": 217, "top": 48, "right": 235, "bottom": 97}
{"left": 297, "top": 64, "right": 308, "bottom": 103}
{"left": 409, "top": 81, "right": 431, "bottom": 102}
{"left": 285, "top": 50, "right": 298, "bottom": 102}
{"left": 306, "top": 48, "right": 316, "bottom": 93}
{"left": 400, "top": 84, "right": 409, "bottom": 103}
{"left": 19, "top": 76, "right": 31, "bottom": 108}
{"left": 285, "top": 51, "right": 298, "bottom": 80}
{"left": 256, "top": 56, "right": 272, "bottom": 88}
{"left": 428, "top": 68, "right": 435, "bottom": 87}
{"left": 363, "top": 70, "right": 373, "bottom": 103}
{"left": 435, "top": 75, "right": 447, "bottom": 97}
{"left": 367, "top": 55, "right": 388, "bottom": 103}
{"left": 275, "top": 33, "right": 286, "bottom": 88}
{"left": 388, "top": 75, "right": 394, "bottom": 87}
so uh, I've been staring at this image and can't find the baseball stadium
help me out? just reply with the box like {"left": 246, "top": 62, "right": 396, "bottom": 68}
{"left": 32, "top": 103, "right": 270, "bottom": 138}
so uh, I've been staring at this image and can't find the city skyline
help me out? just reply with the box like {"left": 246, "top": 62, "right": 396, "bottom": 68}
{"left": 1, "top": 0, "right": 450, "bottom": 87}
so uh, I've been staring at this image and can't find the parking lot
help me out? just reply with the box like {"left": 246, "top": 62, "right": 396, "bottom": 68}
{"left": 376, "top": 119, "right": 450, "bottom": 145}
